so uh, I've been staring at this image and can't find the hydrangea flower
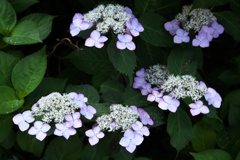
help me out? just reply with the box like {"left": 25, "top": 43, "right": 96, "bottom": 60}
{"left": 133, "top": 77, "right": 147, "bottom": 89}
{"left": 137, "top": 108, "right": 154, "bottom": 125}
{"left": 85, "top": 30, "right": 108, "bottom": 48}
{"left": 174, "top": 29, "right": 190, "bottom": 44}
{"left": 158, "top": 95, "right": 180, "bottom": 112}
{"left": 164, "top": 20, "right": 180, "bottom": 35}
{"left": 136, "top": 68, "right": 147, "bottom": 77}
{"left": 140, "top": 83, "right": 152, "bottom": 96}
{"left": 147, "top": 90, "right": 163, "bottom": 102}
{"left": 164, "top": 5, "right": 224, "bottom": 48}
{"left": 12, "top": 110, "right": 35, "bottom": 131}
{"left": 189, "top": 100, "right": 210, "bottom": 116}
{"left": 68, "top": 92, "right": 88, "bottom": 107}
{"left": 132, "top": 121, "right": 150, "bottom": 136}
{"left": 85, "top": 126, "right": 105, "bottom": 145}
{"left": 126, "top": 18, "right": 144, "bottom": 37}
{"left": 28, "top": 121, "right": 51, "bottom": 141}
{"left": 116, "top": 34, "right": 136, "bottom": 50}
{"left": 80, "top": 105, "right": 96, "bottom": 120}
{"left": 204, "top": 88, "right": 222, "bottom": 108}
{"left": 70, "top": 13, "right": 93, "bottom": 36}
{"left": 192, "top": 32, "right": 209, "bottom": 48}
{"left": 211, "top": 22, "right": 224, "bottom": 38}
{"left": 65, "top": 112, "right": 82, "bottom": 128}
{"left": 119, "top": 129, "right": 144, "bottom": 153}
{"left": 54, "top": 123, "right": 76, "bottom": 139}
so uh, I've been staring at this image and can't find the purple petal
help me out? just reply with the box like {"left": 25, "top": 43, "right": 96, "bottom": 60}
{"left": 141, "top": 126, "right": 150, "bottom": 136}
{"left": 126, "top": 142, "right": 136, "bottom": 153}
{"left": 68, "top": 128, "right": 77, "bottom": 135}
{"left": 19, "top": 121, "right": 30, "bottom": 131}
{"left": 192, "top": 39, "right": 200, "bottom": 46}
{"left": 90, "top": 30, "right": 100, "bottom": 40}
{"left": 168, "top": 104, "right": 178, "bottom": 112}
{"left": 97, "top": 132, "right": 104, "bottom": 139}
{"left": 80, "top": 21, "right": 92, "bottom": 30}
{"left": 117, "top": 34, "right": 126, "bottom": 42}
{"left": 200, "top": 105, "right": 210, "bottom": 114}
{"left": 182, "top": 36, "right": 190, "bottom": 42}
{"left": 136, "top": 23, "right": 144, "bottom": 32}
{"left": 55, "top": 123, "right": 65, "bottom": 130}
{"left": 73, "top": 119, "right": 82, "bottom": 128}
{"left": 85, "top": 38, "right": 95, "bottom": 47}
{"left": 116, "top": 41, "right": 126, "bottom": 49}
{"left": 63, "top": 131, "right": 70, "bottom": 139}
{"left": 164, "top": 22, "right": 172, "bottom": 31}
{"left": 174, "top": 35, "right": 183, "bottom": 43}
{"left": 89, "top": 136, "right": 99, "bottom": 145}
{"left": 93, "top": 126, "right": 101, "bottom": 134}
{"left": 190, "top": 108, "right": 200, "bottom": 116}
{"left": 200, "top": 40, "right": 209, "bottom": 48}
{"left": 130, "top": 29, "right": 139, "bottom": 37}
{"left": 73, "top": 13, "right": 83, "bottom": 21}
{"left": 189, "top": 103, "right": 197, "bottom": 109}
{"left": 131, "top": 18, "right": 139, "bottom": 28}
{"left": 28, "top": 127, "right": 38, "bottom": 135}
{"left": 147, "top": 94, "right": 155, "bottom": 102}
{"left": 119, "top": 137, "right": 130, "bottom": 147}
{"left": 54, "top": 129, "right": 63, "bottom": 136}
{"left": 176, "top": 29, "right": 184, "bottom": 36}
{"left": 36, "top": 131, "right": 47, "bottom": 141}
{"left": 95, "top": 42, "right": 104, "bottom": 48}
{"left": 126, "top": 41, "right": 136, "bottom": 50}
{"left": 85, "top": 129, "right": 94, "bottom": 137}
{"left": 70, "top": 25, "right": 81, "bottom": 37}
{"left": 65, "top": 114, "right": 73, "bottom": 121}
{"left": 72, "top": 112, "right": 80, "bottom": 119}
{"left": 41, "top": 124, "right": 51, "bottom": 132}
{"left": 133, "top": 133, "right": 144, "bottom": 145}
{"left": 98, "top": 36, "right": 108, "bottom": 42}
{"left": 158, "top": 101, "right": 168, "bottom": 110}
{"left": 195, "top": 100, "right": 203, "bottom": 107}
{"left": 124, "top": 129, "right": 134, "bottom": 139}
{"left": 13, "top": 114, "right": 24, "bottom": 125}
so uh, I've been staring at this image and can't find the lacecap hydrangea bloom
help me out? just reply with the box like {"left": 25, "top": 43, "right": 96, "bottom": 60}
{"left": 164, "top": 5, "right": 224, "bottom": 48}
{"left": 70, "top": 4, "right": 144, "bottom": 51}
{"left": 133, "top": 64, "right": 222, "bottom": 116}
{"left": 85, "top": 104, "right": 153, "bottom": 153}
{"left": 12, "top": 92, "right": 96, "bottom": 141}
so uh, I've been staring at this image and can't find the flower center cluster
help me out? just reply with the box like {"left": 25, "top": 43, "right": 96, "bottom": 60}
{"left": 31, "top": 92, "right": 80, "bottom": 123}
{"left": 96, "top": 104, "right": 139, "bottom": 131}
{"left": 83, "top": 4, "right": 131, "bottom": 34}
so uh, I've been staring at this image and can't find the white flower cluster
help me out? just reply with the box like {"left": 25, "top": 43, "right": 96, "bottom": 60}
{"left": 83, "top": 4, "right": 131, "bottom": 34}
{"left": 31, "top": 92, "right": 79, "bottom": 123}
{"left": 145, "top": 64, "right": 169, "bottom": 87}
{"left": 161, "top": 75, "right": 207, "bottom": 101}
{"left": 175, "top": 5, "right": 216, "bottom": 32}
{"left": 96, "top": 104, "right": 139, "bottom": 131}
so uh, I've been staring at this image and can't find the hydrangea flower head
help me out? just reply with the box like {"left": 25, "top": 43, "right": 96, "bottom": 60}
{"left": 54, "top": 123, "right": 76, "bottom": 139}
{"left": 158, "top": 95, "right": 180, "bottom": 112}
{"left": 189, "top": 100, "right": 210, "bottom": 116}
{"left": 85, "top": 126, "right": 105, "bottom": 146}
{"left": 119, "top": 129, "right": 144, "bottom": 153}
{"left": 174, "top": 29, "right": 190, "bottom": 44}
{"left": 116, "top": 34, "right": 136, "bottom": 50}
{"left": 12, "top": 110, "right": 35, "bottom": 131}
{"left": 85, "top": 30, "right": 108, "bottom": 48}
{"left": 28, "top": 121, "right": 51, "bottom": 141}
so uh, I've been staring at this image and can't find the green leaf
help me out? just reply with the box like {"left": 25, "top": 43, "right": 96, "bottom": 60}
{"left": 65, "top": 84, "right": 100, "bottom": 103}
{"left": 190, "top": 149, "right": 232, "bottom": 160}
{"left": 157, "top": 0, "right": 179, "bottom": 18}
{"left": 24, "top": 78, "right": 67, "bottom": 109}
{"left": 89, "top": 103, "right": 110, "bottom": 117}
{"left": 17, "top": 130, "right": 45, "bottom": 157}
{"left": 0, "top": 0, "right": 16, "bottom": 35}
{"left": 0, "top": 130, "right": 16, "bottom": 150}
{"left": 217, "top": 127, "right": 240, "bottom": 151}
{"left": 100, "top": 79, "right": 125, "bottom": 103}
{"left": 0, "top": 115, "right": 13, "bottom": 142}
{"left": 0, "top": 86, "right": 24, "bottom": 114}
{"left": 214, "top": 11, "right": 240, "bottom": 42}
{"left": 135, "top": 0, "right": 163, "bottom": 15}
{"left": 136, "top": 40, "right": 167, "bottom": 68}
{"left": 107, "top": 38, "right": 136, "bottom": 85}
{"left": 167, "top": 47, "right": 198, "bottom": 75}
{"left": 111, "top": 147, "right": 133, "bottom": 160}
{"left": 228, "top": 105, "right": 240, "bottom": 126}
{"left": 167, "top": 108, "right": 192, "bottom": 152}
{"left": 42, "top": 136, "right": 82, "bottom": 160}
{"left": 143, "top": 106, "right": 166, "bottom": 127}
{"left": 65, "top": 47, "right": 112, "bottom": 75}
{"left": 3, "top": 20, "right": 42, "bottom": 45}
{"left": 0, "top": 51, "right": 20, "bottom": 86}
{"left": 11, "top": 46, "right": 47, "bottom": 99}
{"left": 230, "top": 0, "right": 240, "bottom": 15}
{"left": 139, "top": 13, "right": 174, "bottom": 47}
{"left": 237, "top": 152, "right": 240, "bottom": 160}
{"left": 8, "top": 0, "right": 38, "bottom": 12}
{"left": 191, "top": 121, "right": 216, "bottom": 152}
{"left": 219, "top": 70, "right": 240, "bottom": 85}
{"left": 21, "top": 13, "right": 55, "bottom": 40}
{"left": 134, "top": 157, "right": 151, "bottom": 160}
{"left": 122, "top": 87, "right": 149, "bottom": 107}
{"left": 192, "top": 0, "right": 229, "bottom": 9}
